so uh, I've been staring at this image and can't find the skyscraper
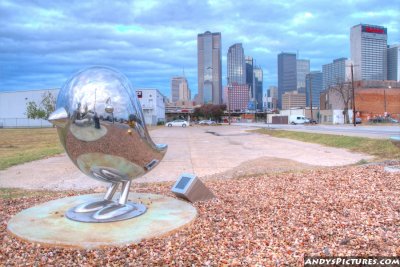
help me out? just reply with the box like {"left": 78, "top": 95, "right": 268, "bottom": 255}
{"left": 171, "top": 76, "right": 190, "bottom": 102}
{"left": 227, "top": 43, "right": 246, "bottom": 85}
{"left": 179, "top": 78, "right": 191, "bottom": 101}
{"left": 253, "top": 65, "right": 263, "bottom": 110}
{"left": 387, "top": 45, "right": 400, "bottom": 81}
{"left": 305, "top": 71, "right": 323, "bottom": 108}
{"left": 350, "top": 24, "right": 387, "bottom": 81}
{"left": 245, "top": 56, "right": 254, "bottom": 98}
{"left": 322, "top": 58, "right": 352, "bottom": 90}
{"left": 227, "top": 84, "right": 250, "bottom": 112}
{"left": 297, "top": 59, "right": 310, "bottom": 93}
{"left": 278, "top": 52, "right": 297, "bottom": 108}
{"left": 197, "top": 31, "right": 222, "bottom": 104}
{"left": 268, "top": 86, "right": 278, "bottom": 110}
{"left": 171, "top": 77, "right": 181, "bottom": 102}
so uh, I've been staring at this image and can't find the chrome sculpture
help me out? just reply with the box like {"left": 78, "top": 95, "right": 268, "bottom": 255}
{"left": 48, "top": 66, "right": 167, "bottom": 222}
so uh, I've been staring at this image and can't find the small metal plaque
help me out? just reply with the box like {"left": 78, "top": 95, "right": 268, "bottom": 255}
{"left": 175, "top": 176, "right": 191, "bottom": 190}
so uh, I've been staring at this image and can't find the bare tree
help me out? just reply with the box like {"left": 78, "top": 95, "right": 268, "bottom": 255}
{"left": 330, "top": 80, "right": 352, "bottom": 124}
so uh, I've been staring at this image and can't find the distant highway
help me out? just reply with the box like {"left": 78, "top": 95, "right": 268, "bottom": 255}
{"left": 233, "top": 122, "right": 400, "bottom": 139}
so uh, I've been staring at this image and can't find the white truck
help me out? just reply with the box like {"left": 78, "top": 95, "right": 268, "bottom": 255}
{"left": 289, "top": 115, "right": 309, "bottom": 125}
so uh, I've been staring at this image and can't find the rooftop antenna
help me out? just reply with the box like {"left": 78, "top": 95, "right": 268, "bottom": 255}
{"left": 182, "top": 68, "right": 185, "bottom": 77}
{"left": 297, "top": 50, "right": 299, "bottom": 59}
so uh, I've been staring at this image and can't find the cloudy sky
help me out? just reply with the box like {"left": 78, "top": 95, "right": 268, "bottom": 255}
{"left": 1, "top": 0, "right": 399, "bottom": 99}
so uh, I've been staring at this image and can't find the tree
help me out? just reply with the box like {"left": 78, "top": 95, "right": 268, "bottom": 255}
{"left": 26, "top": 91, "right": 56, "bottom": 119}
{"left": 193, "top": 104, "right": 226, "bottom": 122}
{"left": 330, "top": 81, "right": 352, "bottom": 124}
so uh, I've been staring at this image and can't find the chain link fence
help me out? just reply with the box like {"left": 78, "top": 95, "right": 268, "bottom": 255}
{"left": 0, "top": 118, "right": 52, "bottom": 128}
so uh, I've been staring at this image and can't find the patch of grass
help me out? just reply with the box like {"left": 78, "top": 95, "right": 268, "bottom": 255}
{"left": 0, "top": 188, "right": 52, "bottom": 199}
{"left": 355, "top": 159, "right": 369, "bottom": 165}
{"left": 0, "top": 128, "right": 63, "bottom": 170}
{"left": 254, "top": 129, "right": 400, "bottom": 160}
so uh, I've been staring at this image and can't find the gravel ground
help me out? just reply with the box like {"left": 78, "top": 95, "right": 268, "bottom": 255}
{"left": 1, "top": 165, "right": 400, "bottom": 266}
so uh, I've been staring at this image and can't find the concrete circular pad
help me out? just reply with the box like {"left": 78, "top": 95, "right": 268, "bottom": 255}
{"left": 7, "top": 193, "right": 197, "bottom": 249}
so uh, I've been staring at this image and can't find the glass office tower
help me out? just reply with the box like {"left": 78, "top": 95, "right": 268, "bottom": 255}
{"left": 197, "top": 31, "right": 222, "bottom": 104}
{"left": 278, "top": 52, "right": 297, "bottom": 109}
{"left": 227, "top": 43, "right": 246, "bottom": 85}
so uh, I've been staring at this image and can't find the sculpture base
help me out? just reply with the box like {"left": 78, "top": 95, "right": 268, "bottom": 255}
{"left": 7, "top": 193, "right": 197, "bottom": 249}
{"left": 66, "top": 201, "right": 147, "bottom": 223}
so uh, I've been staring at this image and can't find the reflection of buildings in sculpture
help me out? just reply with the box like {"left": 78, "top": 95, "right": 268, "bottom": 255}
{"left": 66, "top": 122, "right": 163, "bottom": 173}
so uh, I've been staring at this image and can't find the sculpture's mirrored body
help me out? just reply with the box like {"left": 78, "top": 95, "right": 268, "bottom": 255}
{"left": 49, "top": 66, "right": 167, "bottom": 222}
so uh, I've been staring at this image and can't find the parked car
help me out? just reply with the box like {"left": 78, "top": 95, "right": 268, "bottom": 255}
{"left": 198, "top": 120, "right": 216, "bottom": 125}
{"left": 165, "top": 120, "right": 189, "bottom": 127}
{"left": 306, "top": 118, "right": 318, "bottom": 124}
{"left": 369, "top": 116, "right": 384, "bottom": 123}
{"left": 289, "top": 115, "right": 309, "bottom": 125}
{"left": 388, "top": 118, "right": 399, "bottom": 123}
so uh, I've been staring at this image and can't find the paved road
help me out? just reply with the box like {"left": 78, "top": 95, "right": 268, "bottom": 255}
{"left": 0, "top": 125, "right": 372, "bottom": 190}
{"left": 233, "top": 122, "right": 400, "bottom": 139}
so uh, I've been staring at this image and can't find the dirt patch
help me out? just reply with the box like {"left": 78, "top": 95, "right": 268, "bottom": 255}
{"left": 204, "top": 156, "right": 319, "bottom": 180}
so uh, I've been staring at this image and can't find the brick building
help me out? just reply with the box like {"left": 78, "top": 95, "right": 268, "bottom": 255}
{"left": 282, "top": 90, "right": 306, "bottom": 109}
{"left": 227, "top": 84, "right": 250, "bottom": 112}
{"left": 321, "top": 80, "right": 400, "bottom": 121}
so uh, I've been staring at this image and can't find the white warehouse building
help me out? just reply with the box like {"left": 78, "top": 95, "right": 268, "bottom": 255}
{"left": 136, "top": 88, "right": 166, "bottom": 125}
{"left": 0, "top": 88, "right": 166, "bottom": 127}
{"left": 0, "top": 88, "right": 59, "bottom": 128}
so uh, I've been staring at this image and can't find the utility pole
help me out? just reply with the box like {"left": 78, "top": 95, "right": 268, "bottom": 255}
{"left": 228, "top": 86, "right": 231, "bottom": 125}
{"left": 309, "top": 74, "right": 313, "bottom": 122}
{"left": 351, "top": 63, "right": 356, "bottom": 127}
{"left": 254, "top": 99, "right": 257, "bottom": 123}
{"left": 384, "top": 86, "right": 390, "bottom": 117}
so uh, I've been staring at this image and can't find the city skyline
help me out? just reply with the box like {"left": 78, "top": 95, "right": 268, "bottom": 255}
{"left": 0, "top": 0, "right": 399, "bottom": 99}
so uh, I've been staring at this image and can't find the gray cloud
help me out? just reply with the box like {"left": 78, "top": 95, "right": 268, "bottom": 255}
{"left": 0, "top": 0, "right": 399, "bottom": 99}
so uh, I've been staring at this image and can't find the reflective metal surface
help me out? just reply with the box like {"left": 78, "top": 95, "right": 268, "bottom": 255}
{"left": 49, "top": 66, "right": 167, "bottom": 222}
